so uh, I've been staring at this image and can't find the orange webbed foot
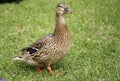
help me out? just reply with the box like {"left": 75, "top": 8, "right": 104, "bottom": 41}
{"left": 47, "top": 66, "right": 53, "bottom": 76}
{"left": 36, "top": 67, "right": 43, "bottom": 73}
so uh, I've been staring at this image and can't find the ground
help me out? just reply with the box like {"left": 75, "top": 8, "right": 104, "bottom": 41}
{"left": 0, "top": 0, "right": 120, "bottom": 81}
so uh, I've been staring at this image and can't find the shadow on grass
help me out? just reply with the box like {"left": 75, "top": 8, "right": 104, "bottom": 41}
{"left": 13, "top": 61, "right": 68, "bottom": 76}
{"left": 0, "top": 0, "right": 22, "bottom": 4}
{"left": 13, "top": 61, "right": 66, "bottom": 71}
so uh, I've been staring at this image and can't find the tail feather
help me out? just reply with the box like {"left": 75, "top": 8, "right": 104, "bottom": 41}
{"left": 12, "top": 56, "right": 24, "bottom": 61}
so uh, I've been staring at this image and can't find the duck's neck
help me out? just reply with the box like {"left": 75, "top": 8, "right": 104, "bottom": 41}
{"left": 53, "top": 13, "right": 68, "bottom": 35}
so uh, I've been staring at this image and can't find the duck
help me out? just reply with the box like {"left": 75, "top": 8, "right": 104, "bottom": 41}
{"left": 13, "top": 3, "right": 72, "bottom": 76}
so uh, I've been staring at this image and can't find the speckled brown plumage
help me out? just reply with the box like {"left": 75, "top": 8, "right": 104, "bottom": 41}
{"left": 13, "top": 3, "right": 72, "bottom": 76}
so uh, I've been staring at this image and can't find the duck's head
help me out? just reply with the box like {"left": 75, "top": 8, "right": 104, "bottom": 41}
{"left": 56, "top": 3, "right": 72, "bottom": 15}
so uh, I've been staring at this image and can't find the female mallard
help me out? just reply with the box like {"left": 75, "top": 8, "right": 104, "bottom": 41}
{"left": 13, "top": 3, "right": 72, "bottom": 76}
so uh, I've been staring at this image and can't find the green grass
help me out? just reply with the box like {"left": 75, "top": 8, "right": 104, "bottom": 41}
{"left": 0, "top": 0, "right": 120, "bottom": 81}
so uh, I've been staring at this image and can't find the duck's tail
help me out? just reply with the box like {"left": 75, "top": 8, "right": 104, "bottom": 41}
{"left": 12, "top": 56, "right": 24, "bottom": 61}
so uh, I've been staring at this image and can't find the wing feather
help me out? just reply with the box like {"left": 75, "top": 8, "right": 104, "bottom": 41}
{"left": 21, "top": 34, "right": 52, "bottom": 55}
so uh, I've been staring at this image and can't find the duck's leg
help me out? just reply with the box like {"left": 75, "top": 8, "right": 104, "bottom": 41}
{"left": 47, "top": 66, "right": 53, "bottom": 76}
{"left": 36, "top": 67, "right": 42, "bottom": 72}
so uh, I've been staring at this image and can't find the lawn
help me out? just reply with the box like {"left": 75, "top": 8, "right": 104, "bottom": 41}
{"left": 0, "top": 0, "right": 120, "bottom": 81}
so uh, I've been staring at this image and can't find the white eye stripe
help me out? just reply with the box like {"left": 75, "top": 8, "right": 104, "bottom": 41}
{"left": 59, "top": 4, "right": 64, "bottom": 7}
{"left": 57, "top": 7, "right": 64, "bottom": 11}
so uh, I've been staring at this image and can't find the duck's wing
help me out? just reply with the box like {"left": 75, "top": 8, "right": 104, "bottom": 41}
{"left": 21, "top": 34, "right": 53, "bottom": 55}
